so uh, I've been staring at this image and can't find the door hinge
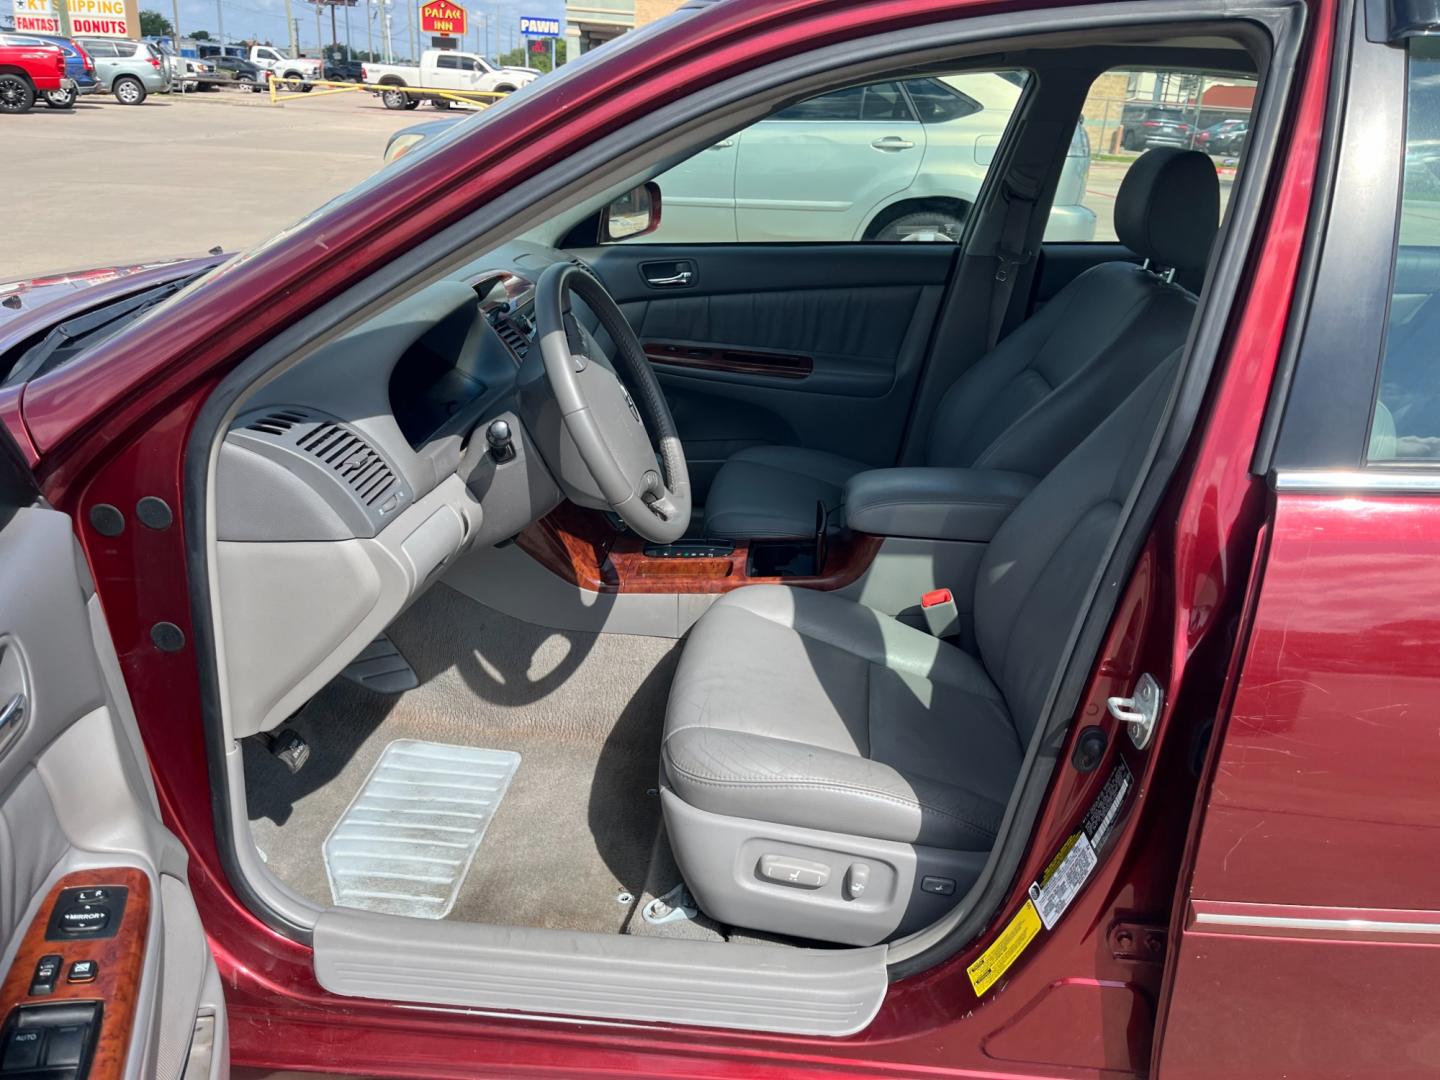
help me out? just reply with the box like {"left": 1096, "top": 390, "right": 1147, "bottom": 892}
{"left": 1109, "top": 920, "right": 1168, "bottom": 963}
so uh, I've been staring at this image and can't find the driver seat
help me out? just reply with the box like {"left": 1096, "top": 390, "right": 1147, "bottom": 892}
{"left": 660, "top": 354, "right": 1179, "bottom": 946}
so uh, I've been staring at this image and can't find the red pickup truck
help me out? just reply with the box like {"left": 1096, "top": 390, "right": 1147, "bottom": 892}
{"left": 0, "top": 43, "right": 68, "bottom": 115}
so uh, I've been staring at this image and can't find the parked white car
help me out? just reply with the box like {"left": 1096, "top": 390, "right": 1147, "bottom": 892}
{"left": 649, "top": 73, "right": 1095, "bottom": 243}
{"left": 362, "top": 50, "right": 538, "bottom": 110}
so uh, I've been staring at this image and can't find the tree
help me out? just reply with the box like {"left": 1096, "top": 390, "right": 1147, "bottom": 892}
{"left": 190, "top": 29, "right": 213, "bottom": 40}
{"left": 139, "top": 9, "right": 174, "bottom": 36}
{"left": 498, "top": 38, "right": 565, "bottom": 74}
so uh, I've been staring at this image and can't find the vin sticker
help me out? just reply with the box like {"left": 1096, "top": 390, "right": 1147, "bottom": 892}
{"left": 1026, "top": 759, "right": 1135, "bottom": 932}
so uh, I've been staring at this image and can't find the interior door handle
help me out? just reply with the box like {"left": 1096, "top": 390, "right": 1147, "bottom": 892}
{"left": 0, "top": 692, "right": 25, "bottom": 748}
{"left": 647, "top": 270, "right": 693, "bottom": 287}
{"left": 871, "top": 136, "right": 916, "bottom": 151}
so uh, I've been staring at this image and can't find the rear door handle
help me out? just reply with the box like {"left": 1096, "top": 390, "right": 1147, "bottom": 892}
{"left": 871, "top": 136, "right": 915, "bottom": 151}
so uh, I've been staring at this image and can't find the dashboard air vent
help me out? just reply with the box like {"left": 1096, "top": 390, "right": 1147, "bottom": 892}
{"left": 246, "top": 408, "right": 313, "bottom": 436}
{"left": 296, "top": 423, "right": 398, "bottom": 506}
{"left": 570, "top": 257, "right": 601, "bottom": 282}
{"left": 491, "top": 313, "right": 530, "bottom": 360}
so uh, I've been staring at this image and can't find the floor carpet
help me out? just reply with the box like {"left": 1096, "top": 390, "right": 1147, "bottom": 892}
{"left": 244, "top": 582, "right": 680, "bottom": 934}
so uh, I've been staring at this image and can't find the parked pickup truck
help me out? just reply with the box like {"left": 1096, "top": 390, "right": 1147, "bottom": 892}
{"left": 0, "top": 43, "right": 70, "bottom": 114}
{"left": 231, "top": 44, "right": 321, "bottom": 90}
{"left": 362, "top": 50, "right": 538, "bottom": 110}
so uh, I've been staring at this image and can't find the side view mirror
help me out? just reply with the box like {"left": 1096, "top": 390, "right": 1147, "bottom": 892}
{"left": 600, "top": 181, "right": 663, "bottom": 242}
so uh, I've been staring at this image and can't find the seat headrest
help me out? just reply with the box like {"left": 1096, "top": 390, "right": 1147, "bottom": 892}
{"left": 1113, "top": 148, "right": 1220, "bottom": 274}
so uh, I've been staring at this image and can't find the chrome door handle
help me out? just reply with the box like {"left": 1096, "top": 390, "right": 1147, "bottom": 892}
{"left": 871, "top": 136, "right": 915, "bottom": 151}
{"left": 647, "top": 270, "right": 693, "bottom": 287}
{"left": 710, "top": 139, "right": 735, "bottom": 149}
{"left": 0, "top": 692, "right": 25, "bottom": 736}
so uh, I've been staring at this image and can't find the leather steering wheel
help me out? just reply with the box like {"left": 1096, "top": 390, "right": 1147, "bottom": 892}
{"left": 534, "top": 262, "right": 692, "bottom": 543}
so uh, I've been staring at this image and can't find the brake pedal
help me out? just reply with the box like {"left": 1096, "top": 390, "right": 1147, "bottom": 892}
{"left": 262, "top": 728, "right": 311, "bottom": 774}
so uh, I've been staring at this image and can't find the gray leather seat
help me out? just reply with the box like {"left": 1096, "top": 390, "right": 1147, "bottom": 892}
{"left": 702, "top": 148, "right": 1218, "bottom": 539}
{"left": 661, "top": 354, "right": 1181, "bottom": 946}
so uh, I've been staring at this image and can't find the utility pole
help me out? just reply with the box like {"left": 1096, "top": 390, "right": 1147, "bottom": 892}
{"left": 404, "top": 0, "right": 413, "bottom": 62}
{"left": 364, "top": 0, "right": 373, "bottom": 60}
{"left": 343, "top": 0, "right": 351, "bottom": 59}
{"left": 170, "top": 0, "right": 182, "bottom": 91}
{"left": 56, "top": 0, "right": 71, "bottom": 39}
{"left": 314, "top": 0, "right": 322, "bottom": 57}
{"left": 215, "top": 0, "right": 224, "bottom": 43}
{"left": 284, "top": 0, "right": 296, "bottom": 55}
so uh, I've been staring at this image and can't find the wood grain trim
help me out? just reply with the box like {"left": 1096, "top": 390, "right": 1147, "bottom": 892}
{"left": 644, "top": 342, "right": 813, "bottom": 380}
{"left": 515, "top": 503, "right": 880, "bottom": 595}
{"left": 0, "top": 868, "right": 151, "bottom": 1080}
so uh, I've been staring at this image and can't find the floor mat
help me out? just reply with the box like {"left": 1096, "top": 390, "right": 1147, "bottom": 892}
{"left": 245, "top": 583, "right": 679, "bottom": 934}
{"left": 323, "top": 740, "right": 520, "bottom": 918}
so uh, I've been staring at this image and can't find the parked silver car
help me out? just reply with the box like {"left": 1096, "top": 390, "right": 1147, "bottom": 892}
{"left": 73, "top": 37, "right": 169, "bottom": 104}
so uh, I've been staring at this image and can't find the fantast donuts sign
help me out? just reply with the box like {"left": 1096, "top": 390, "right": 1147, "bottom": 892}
{"left": 10, "top": 0, "right": 137, "bottom": 36}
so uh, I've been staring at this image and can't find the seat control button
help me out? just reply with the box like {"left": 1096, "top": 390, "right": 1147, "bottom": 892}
{"left": 67, "top": 959, "right": 98, "bottom": 984}
{"left": 30, "top": 954, "right": 62, "bottom": 995}
{"left": 920, "top": 875, "right": 956, "bottom": 896}
{"left": 758, "top": 854, "right": 829, "bottom": 889}
{"left": 844, "top": 863, "right": 870, "bottom": 900}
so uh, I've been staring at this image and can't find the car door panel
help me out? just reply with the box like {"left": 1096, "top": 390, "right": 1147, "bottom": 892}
{"left": 0, "top": 443, "right": 227, "bottom": 1080}
{"left": 579, "top": 243, "right": 952, "bottom": 499}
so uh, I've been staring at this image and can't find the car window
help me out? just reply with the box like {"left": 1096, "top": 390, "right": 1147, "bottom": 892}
{"left": 618, "top": 71, "right": 1026, "bottom": 245}
{"left": 82, "top": 40, "right": 115, "bottom": 57}
{"left": 437, "top": 54, "right": 460, "bottom": 70}
{"left": 905, "top": 77, "right": 982, "bottom": 124}
{"left": 1369, "top": 38, "right": 1440, "bottom": 462}
{"left": 112, "top": 41, "right": 138, "bottom": 57}
{"left": 1045, "top": 67, "right": 1257, "bottom": 243}
{"left": 463, "top": 58, "right": 482, "bottom": 72}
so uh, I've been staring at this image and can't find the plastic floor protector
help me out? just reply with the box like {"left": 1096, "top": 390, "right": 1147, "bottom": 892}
{"left": 323, "top": 740, "right": 521, "bottom": 918}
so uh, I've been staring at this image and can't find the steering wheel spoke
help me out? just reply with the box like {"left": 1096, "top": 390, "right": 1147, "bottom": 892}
{"left": 534, "top": 262, "right": 692, "bottom": 543}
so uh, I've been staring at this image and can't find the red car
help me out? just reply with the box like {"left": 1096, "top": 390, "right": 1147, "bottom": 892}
{"left": 0, "top": 43, "right": 69, "bottom": 114}
{"left": 0, "top": 0, "right": 1434, "bottom": 1077}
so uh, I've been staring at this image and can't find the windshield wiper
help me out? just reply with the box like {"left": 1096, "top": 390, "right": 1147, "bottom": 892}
{"left": 4, "top": 277, "right": 192, "bottom": 386}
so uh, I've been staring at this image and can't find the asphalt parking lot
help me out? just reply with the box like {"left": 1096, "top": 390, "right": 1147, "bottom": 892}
{"left": 4, "top": 90, "right": 458, "bottom": 278}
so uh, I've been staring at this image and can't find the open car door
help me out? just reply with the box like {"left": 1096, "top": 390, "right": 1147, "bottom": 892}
{"left": 0, "top": 430, "right": 227, "bottom": 1080}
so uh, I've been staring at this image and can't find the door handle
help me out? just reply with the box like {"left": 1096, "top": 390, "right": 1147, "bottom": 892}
{"left": 0, "top": 693, "right": 24, "bottom": 735}
{"left": 710, "top": 139, "right": 735, "bottom": 149}
{"left": 871, "top": 136, "right": 915, "bottom": 151}
{"left": 647, "top": 270, "right": 693, "bottom": 286}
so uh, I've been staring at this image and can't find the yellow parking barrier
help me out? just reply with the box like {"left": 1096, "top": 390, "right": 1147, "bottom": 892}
{"left": 266, "top": 77, "right": 508, "bottom": 109}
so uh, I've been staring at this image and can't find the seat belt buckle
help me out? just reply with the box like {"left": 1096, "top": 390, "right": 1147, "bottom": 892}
{"left": 921, "top": 588, "right": 960, "bottom": 638}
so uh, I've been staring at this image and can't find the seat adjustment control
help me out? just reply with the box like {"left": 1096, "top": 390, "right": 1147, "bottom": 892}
{"left": 758, "top": 854, "right": 829, "bottom": 889}
{"left": 843, "top": 863, "right": 870, "bottom": 900}
{"left": 920, "top": 875, "right": 956, "bottom": 896}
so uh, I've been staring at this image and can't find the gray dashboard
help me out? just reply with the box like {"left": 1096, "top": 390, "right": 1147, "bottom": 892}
{"left": 213, "top": 242, "right": 571, "bottom": 739}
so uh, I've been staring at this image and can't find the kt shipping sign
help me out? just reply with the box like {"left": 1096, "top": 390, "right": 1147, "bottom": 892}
{"left": 418, "top": 0, "right": 465, "bottom": 35}
{"left": 11, "top": 0, "right": 136, "bottom": 34}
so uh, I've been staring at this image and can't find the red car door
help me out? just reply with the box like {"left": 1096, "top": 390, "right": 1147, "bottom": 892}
{"left": 1156, "top": 11, "right": 1440, "bottom": 1077}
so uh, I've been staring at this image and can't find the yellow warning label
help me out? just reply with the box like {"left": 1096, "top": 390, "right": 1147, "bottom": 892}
{"left": 967, "top": 899, "right": 1043, "bottom": 997}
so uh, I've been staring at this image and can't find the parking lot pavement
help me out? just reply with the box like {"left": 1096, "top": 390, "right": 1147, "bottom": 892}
{"left": 4, "top": 90, "right": 466, "bottom": 280}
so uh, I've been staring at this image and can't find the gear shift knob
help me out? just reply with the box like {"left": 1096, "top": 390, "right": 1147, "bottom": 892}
{"left": 486, "top": 419, "right": 515, "bottom": 462}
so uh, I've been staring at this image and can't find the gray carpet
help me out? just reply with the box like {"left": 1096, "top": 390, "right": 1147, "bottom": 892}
{"left": 244, "top": 583, "right": 680, "bottom": 934}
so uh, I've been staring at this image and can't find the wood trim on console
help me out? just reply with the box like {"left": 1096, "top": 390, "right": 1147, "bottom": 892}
{"left": 644, "top": 342, "right": 814, "bottom": 380}
{"left": 515, "top": 502, "right": 881, "bottom": 595}
{"left": 0, "top": 868, "right": 150, "bottom": 1080}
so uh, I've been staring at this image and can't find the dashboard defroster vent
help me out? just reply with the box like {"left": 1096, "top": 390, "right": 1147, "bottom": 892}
{"left": 246, "top": 408, "right": 312, "bottom": 436}
{"left": 297, "top": 423, "right": 398, "bottom": 507}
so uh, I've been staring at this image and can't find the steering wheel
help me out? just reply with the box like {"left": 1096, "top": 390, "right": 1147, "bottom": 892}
{"left": 533, "top": 262, "right": 692, "bottom": 543}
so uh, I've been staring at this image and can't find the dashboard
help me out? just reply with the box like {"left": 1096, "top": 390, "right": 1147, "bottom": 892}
{"left": 213, "top": 242, "right": 578, "bottom": 740}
